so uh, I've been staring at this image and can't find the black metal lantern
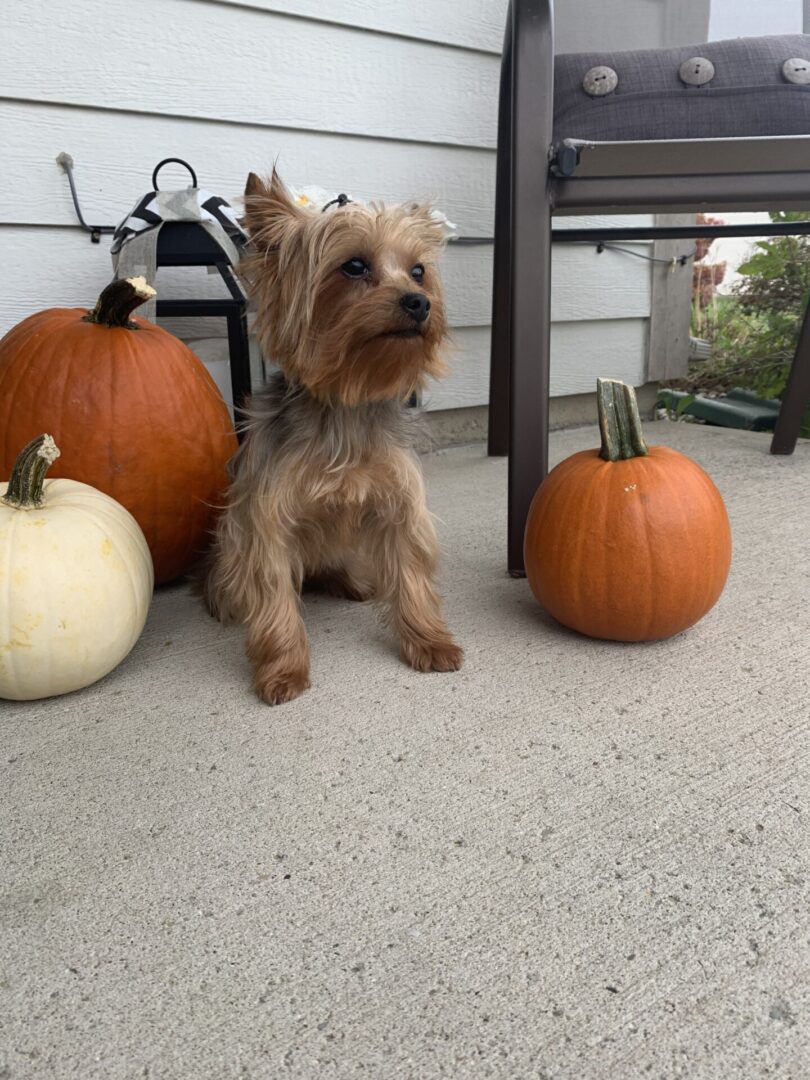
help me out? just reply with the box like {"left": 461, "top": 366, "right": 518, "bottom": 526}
{"left": 59, "top": 154, "right": 252, "bottom": 414}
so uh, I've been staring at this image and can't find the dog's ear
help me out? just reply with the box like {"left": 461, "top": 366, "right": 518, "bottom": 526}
{"left": 245, "top": 171, "right": 268, "bottom": 199}
{"left": 242, "top": 169, "right": 304, "bottom": 249}
{"left": 403, "top": 202, "right": 448, "bottom": 253}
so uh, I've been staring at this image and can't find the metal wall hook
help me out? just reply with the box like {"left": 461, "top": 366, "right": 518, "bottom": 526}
{"left": 56, "top": 152, "right": 116, "bottom": 243}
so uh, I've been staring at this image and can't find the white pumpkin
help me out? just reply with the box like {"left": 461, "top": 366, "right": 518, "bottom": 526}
{"left": 0, "top": 434, "right": 154, "bottom": 700}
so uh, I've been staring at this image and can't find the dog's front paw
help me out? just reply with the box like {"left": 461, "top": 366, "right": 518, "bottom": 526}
{"left": 401, "top": 636, "right": 464, "bottom": 673}
{"left": 254, "top": 665, "right": 311, "bottom": 706}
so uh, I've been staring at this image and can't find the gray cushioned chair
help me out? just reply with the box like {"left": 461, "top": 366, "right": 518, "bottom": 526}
{"left": 489, "top": 0, "right": 810, "bottom": 575}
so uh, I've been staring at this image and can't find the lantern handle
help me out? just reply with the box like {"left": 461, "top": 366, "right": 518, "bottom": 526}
{"left": 152, "top": 158, "right": 198, "bottom": 190}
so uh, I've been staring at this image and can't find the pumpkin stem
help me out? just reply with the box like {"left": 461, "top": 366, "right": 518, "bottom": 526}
{"left": 597, "top": 378, "right": 649, "bottom": 461}
{"left": 2, "top": 435, "right": 61, "bottom": 509}
{"left": 82, "top": 276, "right": 157, "bottom": 329}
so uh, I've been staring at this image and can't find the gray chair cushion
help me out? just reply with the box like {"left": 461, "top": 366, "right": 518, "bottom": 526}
{"left": 553, "top": 34, "right": 810, "bottom": 143}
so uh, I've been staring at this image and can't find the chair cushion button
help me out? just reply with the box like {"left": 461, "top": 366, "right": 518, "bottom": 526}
{"left": 583, "top": 66, "right": 618, "bottom": 96}
{"left": 783, "top": 58, "right": 810, "bottom": 84}
{"left": 679, "top": 57, "right": 715, "bottom": 86}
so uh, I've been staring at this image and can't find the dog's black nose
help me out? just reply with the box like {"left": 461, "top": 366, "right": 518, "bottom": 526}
{"left": 400, "top": 293, "right": 431, "bottom": 323}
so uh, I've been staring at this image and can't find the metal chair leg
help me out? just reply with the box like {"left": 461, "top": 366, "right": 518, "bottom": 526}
{"left": 508, "top": 213, "right": 552, "bottom": 576}
{"left": 507, "top": 0, "right": 554, "bottom": 576}
{"left": 488, "top": 14, "right": 514, "bottom": 458}
{"left": 771, "top": 294, "right": 810, "bottom": 454}
{"left": 226, "top": 306, "right": 252, "bottom": 434}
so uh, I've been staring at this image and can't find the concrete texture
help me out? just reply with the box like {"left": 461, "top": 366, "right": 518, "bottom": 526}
{"left": 424, "top": 384, "right": 662, "bottom": 448}
{"left": 2, "top": 420, "right": 809, "bottom": 1080}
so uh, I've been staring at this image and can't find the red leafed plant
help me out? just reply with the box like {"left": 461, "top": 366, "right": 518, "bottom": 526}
{"left": 693, "top": 214, "right": 727, "bottom": 310}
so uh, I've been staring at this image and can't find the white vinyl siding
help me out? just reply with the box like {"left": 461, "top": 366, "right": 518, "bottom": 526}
{"left": 0, "top": 0, "right": 708, "bottom": 410}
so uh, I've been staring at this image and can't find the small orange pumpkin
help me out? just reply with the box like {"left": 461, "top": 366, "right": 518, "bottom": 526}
{"left": 0, "top": 277, "right": 238, "bottom": 584}
{"left": 524, "top": 379, "right": 732, "bottom": 641}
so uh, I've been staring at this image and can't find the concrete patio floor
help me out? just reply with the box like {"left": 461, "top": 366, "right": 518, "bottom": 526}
{"left": 2, "top": 420, "right": 809, "bottom": 1079}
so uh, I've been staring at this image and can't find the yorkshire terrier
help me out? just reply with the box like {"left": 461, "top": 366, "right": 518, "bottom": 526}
{"left": 203, "top": 171, "right": 463, "bottom": 705}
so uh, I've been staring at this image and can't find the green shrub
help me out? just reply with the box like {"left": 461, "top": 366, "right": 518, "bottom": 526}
{"left": 683, "top": 211, "right": 810, "bottom": 436}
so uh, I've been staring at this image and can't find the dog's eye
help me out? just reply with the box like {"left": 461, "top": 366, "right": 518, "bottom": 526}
{"left": 341, "top": 258, "right": 370, "bottom": 279}
{"left": 411, "top": 264, "right": 425, "bottom": 283}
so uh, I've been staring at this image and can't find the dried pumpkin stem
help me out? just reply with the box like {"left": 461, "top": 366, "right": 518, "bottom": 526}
{"left": 597, "top": 378, "right": 649, "bottom": 462}
{"left": 3, "top": 434, "right": 61, "bottom": 509}
{"left": 82, "top": 276, "right": 157, "bottom": 329}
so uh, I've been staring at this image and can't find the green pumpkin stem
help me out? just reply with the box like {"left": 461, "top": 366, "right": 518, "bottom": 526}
{"left": 3, "top": 435, "right": 61, "bottom": 509}
{"left": 597, "top": 378, "right": 649, "bottom": 462}
{"left": 82, "top": 276, "right": 156, "bottom": 329}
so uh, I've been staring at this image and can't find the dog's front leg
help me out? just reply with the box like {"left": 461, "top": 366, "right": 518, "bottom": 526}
{"left": 246, "top": 551, "right": 311, "bottom": 707}
{"left": 372, "top": 495, "right": 463, "bottom": 674}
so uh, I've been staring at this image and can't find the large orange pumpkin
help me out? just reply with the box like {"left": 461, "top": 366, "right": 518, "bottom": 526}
{"left": 524, "top": 378, "right": 732, "bottom": 642}
{"left": 0, "top": 277, "right": 238, "bottom": 583}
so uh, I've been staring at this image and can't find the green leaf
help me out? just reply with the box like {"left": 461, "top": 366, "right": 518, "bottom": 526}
{"left": 737, "top": 250, "right": 786, "bottom": 278}
{"left": 769, "top": 209, "right": 810, "bottom": 224}
{"left": 674, "top": 394, "right": 696, "bottom": 417}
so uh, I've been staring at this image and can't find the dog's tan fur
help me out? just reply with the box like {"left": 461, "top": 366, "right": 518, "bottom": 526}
{"left": 203, "top": 171, "right": 463, "bottom": 705}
